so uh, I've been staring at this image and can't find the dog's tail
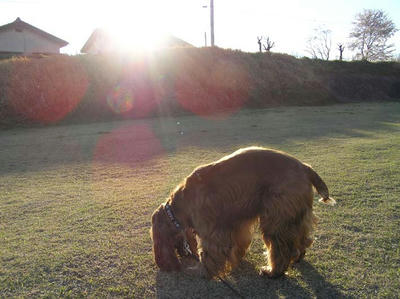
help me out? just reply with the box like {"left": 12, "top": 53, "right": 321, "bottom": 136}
{"left": 305, "top": 165, "right": 336, "bottom": 206}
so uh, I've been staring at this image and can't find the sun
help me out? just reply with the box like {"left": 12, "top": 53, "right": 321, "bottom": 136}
{"left": 98, "top": 1, "right": 171, "bottom": 53}
{"left": 108, "top": 23, "right": 166, "bottom": 53}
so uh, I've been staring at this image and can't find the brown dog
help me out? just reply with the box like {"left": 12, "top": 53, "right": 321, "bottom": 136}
{"left": 151, "top": 147, "right": 335, "bottom": 278}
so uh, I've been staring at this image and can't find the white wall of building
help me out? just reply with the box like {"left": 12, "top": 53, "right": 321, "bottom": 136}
{"left": 0, "top": 28, "right": 61, "bottom": 54}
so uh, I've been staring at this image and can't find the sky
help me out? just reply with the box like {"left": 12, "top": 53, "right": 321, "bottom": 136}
{"left": 1, "top": 0, "right": 399, "bottom": 59}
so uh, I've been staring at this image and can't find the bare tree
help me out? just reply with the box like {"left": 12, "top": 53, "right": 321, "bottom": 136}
{"left": 349, "top": 9, "right": 398, "bottom": 61}
{"left": 306, "top": 26, "right": 332, "bottom": 60}
{"left": 257, "top": 36, "right": 262, "bottom": 53}
{"left": 257, "top": 36, "right": 276, "bottom": 53}
{"left": 263, "top": 37, "right": 275, "bottom": 52}
{"left": 338, "top": 44, "right": 345, "bottom": 61}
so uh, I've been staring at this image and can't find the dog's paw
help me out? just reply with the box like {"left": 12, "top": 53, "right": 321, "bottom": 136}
{"left": 183, "top": 262, "right": 208, "bottom": 278}
{"left": 290, "top": 248, "right": 306, "bottom": 264}
{"left": 259, "top": 266, "right": 285, "bottom": 279}
{"left": 180, "top": 255, "right": 198, "bottom": 269}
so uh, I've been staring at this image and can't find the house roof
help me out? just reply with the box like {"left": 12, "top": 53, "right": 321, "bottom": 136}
{"left": 162, "top": 35, "right": 194, "bottom": 48}
{"left": 80, "top": 28, "right": 108, "bottom": 53}
{"left": 81, "top": 28, "right": 193, "bottom": 53}
{"left": 0, "top": 18, "right": 68, "bottom": 47}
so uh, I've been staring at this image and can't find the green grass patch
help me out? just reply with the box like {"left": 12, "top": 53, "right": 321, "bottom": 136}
{"left": 1, "top": 102, "right": 399, "bottom": 297}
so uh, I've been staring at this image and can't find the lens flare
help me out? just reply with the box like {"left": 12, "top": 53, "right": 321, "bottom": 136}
{"left": 107, "top": 84, "right": 135, "bottom": 114}
{"left": 105, "top": 59, "right": 163, "bottom": 118}
{"left": 93, "top": 123, "right": 164, "bottom": 169}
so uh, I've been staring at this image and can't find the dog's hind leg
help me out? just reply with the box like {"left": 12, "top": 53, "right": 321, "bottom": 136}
{"left": 259, "top": 198, "right": 300, "bottom": 278}
{"left": 291, "top": 209, "right": 317, "bottom": 263}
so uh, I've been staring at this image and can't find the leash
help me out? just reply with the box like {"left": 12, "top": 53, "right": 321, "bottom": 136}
{"left": 217, "top": 276, "right": 245, "bottom": 299}
{"left": 204, "top": 254, "right": 245, "bottom": 299}
{"left": 164, "top": 203, "right": 245, "bottom": 298}
{"left": 189, "top": 252, "right": 245, "bottom": 298}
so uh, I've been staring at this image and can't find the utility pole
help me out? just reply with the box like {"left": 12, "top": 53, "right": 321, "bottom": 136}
{"left": 210, "top": 0, "right": 215, "bottom": 46}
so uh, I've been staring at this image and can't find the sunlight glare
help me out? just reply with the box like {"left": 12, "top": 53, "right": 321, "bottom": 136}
{"left": 98, "top": 1, "right": 171, "bottom": 53}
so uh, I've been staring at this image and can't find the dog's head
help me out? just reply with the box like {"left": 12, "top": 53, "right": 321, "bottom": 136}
{"left": 150, "top": 204, "right": 198, "bottom": 272}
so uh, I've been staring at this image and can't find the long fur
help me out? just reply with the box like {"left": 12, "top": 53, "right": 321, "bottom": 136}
{"left": 151, "top": 146, "right": 335, "bottom": 278}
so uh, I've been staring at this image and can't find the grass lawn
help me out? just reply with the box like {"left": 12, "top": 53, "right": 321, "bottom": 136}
{"left": 1, "top": 102, "right": 399, "bottom": 298}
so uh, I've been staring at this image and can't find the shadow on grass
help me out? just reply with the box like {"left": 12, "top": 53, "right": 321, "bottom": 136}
{"left": 295, "top": 261, "right": 351, "bottom": 299}
{"left": 1, "top": 103, "right": 400, "bottom": 176}
{"left": 155, "top": 260, "right": 348, "bottom": 298}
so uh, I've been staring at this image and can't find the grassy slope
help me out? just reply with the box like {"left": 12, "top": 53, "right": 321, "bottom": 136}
{"left": 1, "top": 103, "right": 399, "bottom": 298}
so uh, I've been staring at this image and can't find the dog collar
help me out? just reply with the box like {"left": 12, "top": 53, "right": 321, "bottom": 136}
{"left": 164, "top": 203, "right": 182, "bottom": 230}
{"left": 164, "top": 203, "right": 193, "bottom": 256}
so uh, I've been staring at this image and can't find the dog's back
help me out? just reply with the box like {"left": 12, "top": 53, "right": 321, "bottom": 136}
{"left": 193, "top": 146, "right": 309, "bottom": 187}
{"left": 189, "top": 147, "right": 334, "bottom": 214}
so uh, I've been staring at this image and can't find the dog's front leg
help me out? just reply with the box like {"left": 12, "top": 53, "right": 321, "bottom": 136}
{"left": 182, "top": 249, "right": 226, "bottom": 279}
{"left": 200, "top": 245, "right": 233, "bottom": 278}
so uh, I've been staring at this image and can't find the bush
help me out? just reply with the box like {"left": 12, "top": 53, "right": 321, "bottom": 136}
{"left": 2, "top": 55, "right": 88, "bottom": 124}
{"left": 172, "top": 48, "right": 251, "bottom": 116}
{"left": 0, "top": 48, "right": 399, "bottom": 127}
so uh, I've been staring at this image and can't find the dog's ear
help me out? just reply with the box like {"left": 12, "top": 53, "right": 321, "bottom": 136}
{"left": 151, "top": 208, "right": 181, "bottom": 272}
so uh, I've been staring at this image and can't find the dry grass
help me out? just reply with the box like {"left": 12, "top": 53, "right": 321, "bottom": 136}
{"left": 1, "top": 102, "right": 399, "bottom": 297}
